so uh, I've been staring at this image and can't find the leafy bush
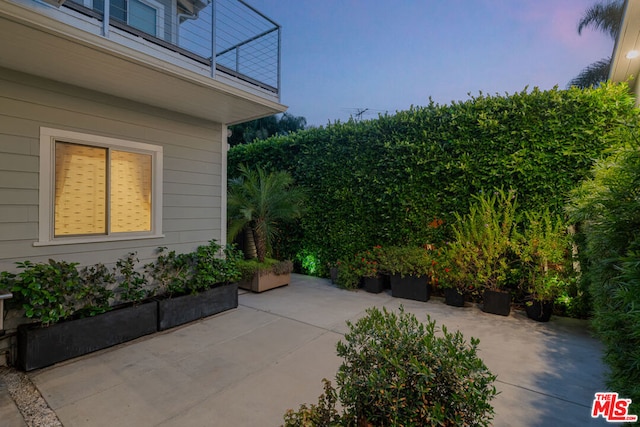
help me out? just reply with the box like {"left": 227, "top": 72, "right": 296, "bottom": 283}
{"left": 145, "top": 242, "right": 243, "bottom": 296}
{"left": 567, "top": 140, "right": 640, "bottom": 414}
{"left": 115, "top": 252, "right": 148, "bottom": 303}
{"left": 378, "top": 245, "right": 436, "bottom": 278}
{"left": 4, "top": 240, "right": 243, "bottom": 324}
{"left": 230, "top": 84, "right": 636, "bottom": 270}
{"left": 236, "top": 258, "right": 293, "bottom": 282}
{"left": 284, "top": 307, "right": 497, "bottom": 426}
{"left": 8, "top": 259, "right": 114, "bottom": 326}
{"left": 282, "top": 379, "right": 341, "bottom": 427}
{"left": 450, "top": 189, "right": 519, "bottom": 291}
{"left": 517, "top": 209, "right": 573, "bottom": 303}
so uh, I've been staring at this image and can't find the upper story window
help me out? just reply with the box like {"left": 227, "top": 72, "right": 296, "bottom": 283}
{"left": 77, "top": 0, "right": 166, "bottom": 38}
{"left": 37, "top": 128, "right": 163, "bottom": 246}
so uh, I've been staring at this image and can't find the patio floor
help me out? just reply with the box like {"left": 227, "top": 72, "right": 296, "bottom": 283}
{"left": 22, "top": 274, "right": 608, "bottom": 426}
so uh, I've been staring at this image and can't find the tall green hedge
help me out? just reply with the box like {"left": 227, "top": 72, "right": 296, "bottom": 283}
{"left": 229, "top": 84, "right": 638, "bottom": 269}
{"left": 567, "top": 139, "right": 640, "bottom": 413}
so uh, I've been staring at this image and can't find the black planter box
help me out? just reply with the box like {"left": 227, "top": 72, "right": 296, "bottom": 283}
{"left": 525, "top": 300, "right": 553, "bottom": 322}
{"left": 482, "top": 290, "right": 511, "bottom": 316}
{"left": 390, "top": 274, "right": 430, "bottom": 302}
{"left": 158, "top": 283, "right": 238, "bottom": 331}
{"left": 362, "top": 276, "right": 385, "bottom": 294}
{"left": 18, "top": 300, "right": 158, "bottom": 371}
{"left": 444, "top": 288, "right": 465, "bottom": 307}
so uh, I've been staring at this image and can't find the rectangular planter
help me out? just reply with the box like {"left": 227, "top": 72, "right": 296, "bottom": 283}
{"left": 482, "top": 290, "right": 511, "bottom": 316}
{"left": 17, "top": 300, "right": 158, "bottom": 371}
{"left": 443, "top": 287, "right": 465, "bottom": 307}
{"left": 238, "top": 271, "right": 290, "bottom": 293}
{"left": 363, "top": 275, "right": 385, "bottom": 293}
{"left": 158, "top": 283, "right": 238, "bottom": 331}
{"left": 390, "top": 274, "right": 430, "bottom": 302}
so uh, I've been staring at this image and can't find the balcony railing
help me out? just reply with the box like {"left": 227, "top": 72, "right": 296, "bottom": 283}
{"left": 63, "top": 0, "right": 280, "bottom": 96}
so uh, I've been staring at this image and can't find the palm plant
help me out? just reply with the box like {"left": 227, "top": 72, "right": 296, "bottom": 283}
{"left": 227, "top": 164, "right": 306, "bottom": 263}
{"left": 569, "top": 0, "right": 623, "bottom": 88}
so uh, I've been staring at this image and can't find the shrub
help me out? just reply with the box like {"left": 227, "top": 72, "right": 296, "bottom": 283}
{"left": 284, "top": 307, "right": 497, "bottom": 426}
{"left": 517, "top": 209, "right": 573, "bottom": 303}
{"left": 4, "top": 240, "right": 243, "bottom": 324}
{"left": 236, "top": 258, "right": 293, "bottom": 282}
{"left": 115, "top": 252, "right": 148, "bottom": 303}
{"left": 9, "top": 259, "right": 115, "bottom": 325}
{"left": 230, "top": 84, "right": 636, "bottom": 268}
{"left": 567, "top": 140, "right": 640, "bottom": 414}
{"left": 450, "top": 189, "right": 519, "bottom": 291}
{"left": 378, "top": 245, "right": 435, "bottom": 278}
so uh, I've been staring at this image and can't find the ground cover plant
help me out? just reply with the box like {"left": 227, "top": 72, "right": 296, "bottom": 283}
{"left": 283, "top": 307, "right": 497, "bottom": 426}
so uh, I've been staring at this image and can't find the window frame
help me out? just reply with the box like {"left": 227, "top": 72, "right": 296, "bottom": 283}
{"left": 36, "top": 127, "right": 164, "bottom": 246}
{"left": 127, "top": 0, "right": 165, "bottom": 39}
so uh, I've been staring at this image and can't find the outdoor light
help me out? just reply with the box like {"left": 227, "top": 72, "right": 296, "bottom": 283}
{"left": 626, "top": 50, "right": 639, "bottom": 59}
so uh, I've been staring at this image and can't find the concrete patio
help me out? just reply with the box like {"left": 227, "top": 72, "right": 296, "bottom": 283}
{"left": 9, "top": 274, "right": 610, "bottom": 426}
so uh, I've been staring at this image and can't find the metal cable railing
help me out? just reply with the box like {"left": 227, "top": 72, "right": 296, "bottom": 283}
{"left": 64, "top": 0, "right": 280, "bottom": 95}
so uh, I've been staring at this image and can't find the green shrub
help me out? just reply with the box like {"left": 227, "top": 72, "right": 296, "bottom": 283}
{"left": 284, "top": 307, "right": 497, "bottom": 426}
{"left": 450, "top": 189, "right": 519, "bottom": 291}
{"left": 9, "top": 259, "right": 115, "bottom": 325}
{"left": 4, "top": 240, "right": 242, "bottom": 324}
{"left": 378, "top": 245, "right": 435, "bottom": 278}
{"left": 145, "top": 242, "right": 244, "bottom": 296}
{"left": 230, "top": 84, "right": 637, "bottom": 270}
{"left": 517, "top": 209, "right": 574, "bottom": 303}
{"left": 567, "top": 140, "right": 640, "bottom": 414}
{"left": 236, "top": 258, "right": 293, "bottom": 282}
{"left": 115, "top": 252, "right": 148, "bottom": 303}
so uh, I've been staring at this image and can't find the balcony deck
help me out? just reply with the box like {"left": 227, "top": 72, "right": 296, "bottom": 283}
{"left": 0, "top": 0, "right": 285, "bottom": 124}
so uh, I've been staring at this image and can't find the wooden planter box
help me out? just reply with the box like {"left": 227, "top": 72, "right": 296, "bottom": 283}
{"left": 238, "top": 271, "right": 290, "bottom": 293}
{"left": 158, "top": 283, "right": 238, "bottom": 331}
{"left": 390, "top": 274, "right": 430, "bottom": 302}
{"left": 17, "top": 300, "right": 158, "bottom": 371}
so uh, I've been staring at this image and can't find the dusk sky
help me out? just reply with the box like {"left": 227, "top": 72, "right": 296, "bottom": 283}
{"left": 249, "top": 0, "right": 614, "bottom": 126}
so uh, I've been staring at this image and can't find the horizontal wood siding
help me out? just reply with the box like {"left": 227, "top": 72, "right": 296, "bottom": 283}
{"left": 0, "top": 67, "right": 225, "bottom": 272}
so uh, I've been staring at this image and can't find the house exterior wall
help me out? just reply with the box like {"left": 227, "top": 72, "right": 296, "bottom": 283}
{"left": 0, "top": 66, "right": 227, "bottom": 272}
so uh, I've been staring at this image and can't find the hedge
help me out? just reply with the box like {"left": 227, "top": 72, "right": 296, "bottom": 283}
{"left": 229, "top": 83, "right": 638, "bottom": 271}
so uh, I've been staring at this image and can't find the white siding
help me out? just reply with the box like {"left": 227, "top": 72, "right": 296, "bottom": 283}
{"left": 0, "top": 67, "right": 225, "bottom": 271}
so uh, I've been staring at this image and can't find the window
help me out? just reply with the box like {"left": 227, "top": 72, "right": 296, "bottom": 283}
{"left": 37, "top": 128, "right": 163, "bottom": 246}
{"left": 89, "top": 0, "right": 166, "bottom": 38}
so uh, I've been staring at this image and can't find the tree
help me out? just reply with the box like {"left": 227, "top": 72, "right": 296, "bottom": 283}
{"left": 228, "top": 112, "right": 306, "bottom": 146}
{"left": 227, "top": 164, "right": 307, "bottom": 262}
{"left": 569, "top": 0, "right": 623, "bottom": 89}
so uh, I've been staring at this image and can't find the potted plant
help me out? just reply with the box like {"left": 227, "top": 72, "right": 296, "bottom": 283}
{"left": 436, "top": 243, "right": 470, "bottom": 307}
{"left": 353, "top": 246, "right": 386, "bottom": 293}
{"left": 236, "top": 258, "right": 294, "bottom": 293}
{"left": 451, "top": 189, "right": 518, "bottom": 316}
{"left": 379, "top": 246, "right": 432, "bottom": 302}
{"left": 227, "top": 164, "right": 306, "bottom": 292}
{"left": 148, "top": 241, "right": 242, "bottom": 331}
{"left": 11, "top": 256, "right": 158, "bottom": 371}
{"left": 518, "top": 210, "right": 571, "bottom": 322}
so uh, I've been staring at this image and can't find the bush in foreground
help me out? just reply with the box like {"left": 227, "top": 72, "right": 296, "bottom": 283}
{"left": 283, "top": 307, "right": 497, "bottom": 426}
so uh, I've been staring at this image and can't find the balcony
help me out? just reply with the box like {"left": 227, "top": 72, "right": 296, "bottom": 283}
{"left": 0, "top": 0, "right": 285, "bottom": 123}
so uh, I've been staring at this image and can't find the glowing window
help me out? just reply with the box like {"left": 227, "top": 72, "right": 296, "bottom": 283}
{"left": 38, "top": 128, "right": 163, "bottom": 245}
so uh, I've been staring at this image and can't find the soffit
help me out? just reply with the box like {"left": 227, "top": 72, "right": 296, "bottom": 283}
{"left": 610, "top": 0, "right": 640, "bottom": 88}
{"left": 0, "top": 1, "right": 286, "bottom": 124}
